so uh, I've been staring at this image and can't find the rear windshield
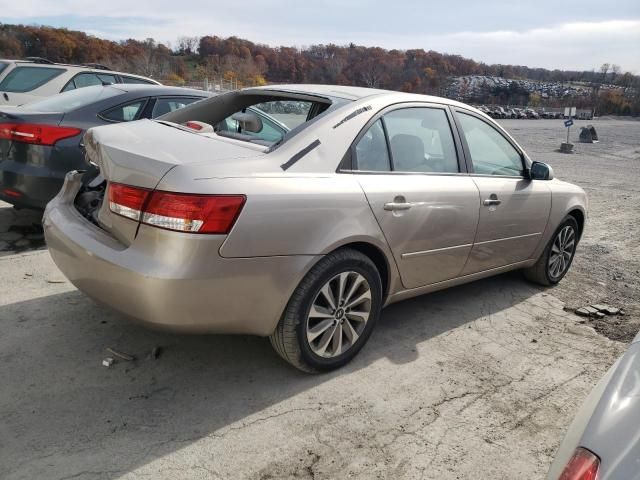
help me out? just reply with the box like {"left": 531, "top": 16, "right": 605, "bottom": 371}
{"left": 0, "top": 66, "right": 65, "bottom": 93}
{"left": 21, "top": 85, "right": 122, "bottom": 112}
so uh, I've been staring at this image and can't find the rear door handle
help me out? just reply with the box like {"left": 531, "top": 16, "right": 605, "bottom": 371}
{"left": 384, "top": 202, "right": 412, "bottom": 211}
{"left": 483, "top": 193, "right": 501, "bottom": 206}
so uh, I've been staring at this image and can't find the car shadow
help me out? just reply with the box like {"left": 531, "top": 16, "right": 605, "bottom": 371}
{"left": 0, "top": 271, "right": 542, "bottom": 479}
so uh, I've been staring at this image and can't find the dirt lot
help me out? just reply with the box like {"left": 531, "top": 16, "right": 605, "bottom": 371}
{"left": 0, "top": 118, "right": 638, "bottom": 479}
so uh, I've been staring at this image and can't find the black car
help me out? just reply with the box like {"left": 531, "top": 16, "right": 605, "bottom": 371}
{"left": 0, "top": 84, "right": 210, "bottom": 209}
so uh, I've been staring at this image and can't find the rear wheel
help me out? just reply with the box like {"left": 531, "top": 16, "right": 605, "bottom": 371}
{"left": 524, "top": 216, "right": 579, "bottom": 286}
{"left": 270, "top": 248, "right": 382, "bottom": 373}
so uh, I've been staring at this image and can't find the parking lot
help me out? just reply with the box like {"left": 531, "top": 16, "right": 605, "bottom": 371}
{"left": 1, "top": 118, "right": 638, "bottom": 479}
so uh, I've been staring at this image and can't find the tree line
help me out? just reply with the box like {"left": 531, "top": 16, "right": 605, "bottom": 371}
{"left": 1, "top": 23, "right": 638, "bottom": 114}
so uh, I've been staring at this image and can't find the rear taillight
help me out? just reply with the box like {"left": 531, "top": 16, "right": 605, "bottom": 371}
{"left": 0, "top": 123, "right": 81, "bottom": 145}
{"left": 559, "top": 448, "right": 600, "bottom": 480}
{"left": 108, "top": 183, "right": 151, "bottom": 221}
{"left": 2, "top": 187, "right": 22, "bottom": 198}
{"left": 108, "top": 182, "right": 245, "bottom": 234}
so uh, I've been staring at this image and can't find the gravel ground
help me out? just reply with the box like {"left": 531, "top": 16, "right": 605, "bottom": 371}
{"left": 0, "top": 117, "right": 638, "bottom": 480}
{"left": 499, "top": 118, "right": 640, "bottom": 342}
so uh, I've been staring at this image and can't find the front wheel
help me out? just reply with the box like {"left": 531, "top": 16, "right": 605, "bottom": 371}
{"left": 270, "top": 248, "right": 383, "bottom": 373}
{"left": 524, "top": 216, "right": 579, "bottom": 286}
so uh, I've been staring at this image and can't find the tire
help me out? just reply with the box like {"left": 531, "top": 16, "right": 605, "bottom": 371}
{"left": 524, "top": 216, "right": 579, "bottom": 286}
{"left": 269, "top": 248, "right": 383, "bottom": 373}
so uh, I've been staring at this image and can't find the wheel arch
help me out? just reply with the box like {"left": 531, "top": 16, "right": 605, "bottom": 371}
{"left": 326, "top": 240, "right": 394, "bottom": 300}
{"left": 567, "top": 208, "right": 585, "bottom": 239}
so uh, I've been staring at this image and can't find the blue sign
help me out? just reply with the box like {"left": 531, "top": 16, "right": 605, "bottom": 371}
{"left": 564, "top": 119, "right": 574, "bottom": 127}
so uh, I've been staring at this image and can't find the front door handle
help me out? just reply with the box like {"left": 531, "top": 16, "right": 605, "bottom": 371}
{"left": 384, "top": 202, "right": 412, "bottom": 211}
{"left": 483, "top": 194, "right": 502, "bottom": 206}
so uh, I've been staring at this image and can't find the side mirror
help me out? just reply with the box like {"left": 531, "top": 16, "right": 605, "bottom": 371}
{"left": 529, "top": 161, "right": 554, "bottom": 180}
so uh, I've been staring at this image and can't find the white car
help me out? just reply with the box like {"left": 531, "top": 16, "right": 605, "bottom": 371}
{"left": 0, "top": 57, "right": 160, "bottom": 106}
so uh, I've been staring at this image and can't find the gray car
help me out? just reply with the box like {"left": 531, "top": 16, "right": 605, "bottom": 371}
{"left": 0, "top": 84, "right": 209, "bottom": 209}
{"left": 43, "top": 85, "right": 587, "bottom": 372}
{"left": 547, "top": 330, "right": 640, "bottom": 480}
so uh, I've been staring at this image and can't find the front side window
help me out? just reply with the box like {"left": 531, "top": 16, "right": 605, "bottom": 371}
{"left": 383, "top": 108, "right": 459, "bottom": 173}
{"left": 100, "top": 100, "right": 146, "bottom": 122}
{"left": 354, "top": 119, "right": 391, "bottom": 171}
{"left": 151, "top": 97, "right": 202, "bottom": 118}
{"left": 457, "top": 112, "right": 524, "bottom": 176}
{"left": 0, "top": 66, "right": 65, "bottom": 93}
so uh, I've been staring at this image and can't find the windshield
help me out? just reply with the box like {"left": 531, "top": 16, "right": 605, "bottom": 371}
{"left": 21, "top": 85, "right": 122, "bottom": 112}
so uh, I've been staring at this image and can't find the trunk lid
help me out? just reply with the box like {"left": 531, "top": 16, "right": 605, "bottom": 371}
{"left": 84, "top": 119, "right": 270, "bottom": 189}
{"left": 84, "top": 119, "right": 274, "bottom": 245}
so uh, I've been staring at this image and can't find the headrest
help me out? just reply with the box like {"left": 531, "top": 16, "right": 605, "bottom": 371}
{"left": 231, "top": 111, "right": 263, "bottom": 133}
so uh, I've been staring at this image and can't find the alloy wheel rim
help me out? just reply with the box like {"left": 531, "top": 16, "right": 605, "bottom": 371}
{"left": 548, "top": 225, "right": 576, "bottom": 279}
{"left": 306, "top": 271, "right": 372, "bottom": 358}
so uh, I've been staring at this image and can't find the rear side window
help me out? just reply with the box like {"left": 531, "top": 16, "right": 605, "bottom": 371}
{"left": 121, "top": 76, "right": 155, "bottom": 85}
{"left": 354, "top": 119, "right": 391, "bottom": 171}
{"left": 63, "top": 72, "right": 117, "bottom": 91}
{"left": 383, "top": 108, "right": 458, "bottom": 173}
{"left": 0, "top": 66, "right": 65, "bottom": 93}
{"left": 0, "top": 62, "right": 8, "bottom": 75}
{"left": 100, "top": 100, "right": 146, "bottom": 122}
{"left": 151, "top": 97, "right": 202, "bottom": 117}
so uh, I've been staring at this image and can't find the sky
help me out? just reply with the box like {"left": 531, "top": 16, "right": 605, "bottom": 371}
{"left": 2, "top": 0, "right": 640, "bottom": 72}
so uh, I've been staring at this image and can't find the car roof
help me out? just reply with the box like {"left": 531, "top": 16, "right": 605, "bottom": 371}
{"left": 246, "top": 84, "right": 393, "bottom": 100}
{"left": 0, "top": 58, "right": 160, "bottom": 84}
{"left": 245, "top": 84, "right": 477, "bottom": 110}
{"left": 106, "top": 84, "right": 211, "bottom": 97}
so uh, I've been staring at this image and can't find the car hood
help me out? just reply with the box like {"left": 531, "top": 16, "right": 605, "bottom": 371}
{"left": 84, "top": 119, "right": 273, "bottom": 189}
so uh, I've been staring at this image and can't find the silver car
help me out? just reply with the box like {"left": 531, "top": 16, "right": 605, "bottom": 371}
{"left": 43, "top": 85, "right": 587, "bottom": 372}
{"left": 547, "top": 330, "right": 640, "bottom": 480}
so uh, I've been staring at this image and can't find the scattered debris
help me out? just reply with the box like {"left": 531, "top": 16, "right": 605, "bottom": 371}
{"left": 24, "top": 273, "right": 32, "bottom": 277}
{"left": 46, "top": 279, "right": 66, "bottom": 284}
{"left": 102, "top": 357, "right": 115, "bottom": 368}
{"left": 573, "top": 304, "right": 624, "bottom": 319}
{"left": 106, "top": 347, "right": 135, "bottom": 362}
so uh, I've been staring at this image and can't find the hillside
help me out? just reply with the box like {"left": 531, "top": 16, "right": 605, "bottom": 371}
{"left": 0, "top": 23, "right": 638, "bottom": 114}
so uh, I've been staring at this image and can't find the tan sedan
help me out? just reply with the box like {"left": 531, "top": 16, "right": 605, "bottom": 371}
{"left": 43, "top": 85, "right": 587, "bottom": 372}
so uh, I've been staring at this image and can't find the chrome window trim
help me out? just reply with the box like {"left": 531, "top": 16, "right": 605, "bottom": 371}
{"left": 338, "top": 169, "right": 469, "bottom": 177}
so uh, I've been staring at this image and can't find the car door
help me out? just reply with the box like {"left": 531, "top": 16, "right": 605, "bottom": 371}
{"left": 349, "top": 104, "right": 480, "bottom": 289}
{"left": 453, "top": 108, "right": 551, "bottom": 274}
